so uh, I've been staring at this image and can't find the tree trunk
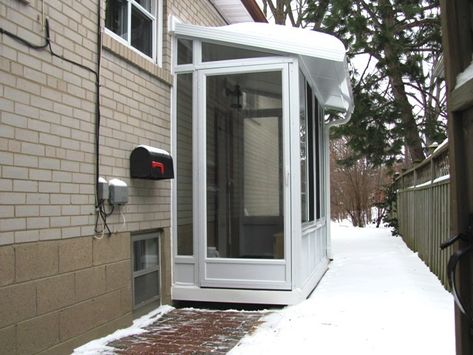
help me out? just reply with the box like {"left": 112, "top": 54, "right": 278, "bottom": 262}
{"left": 380, "top": 0, "right": 426, "bottom": 163}
{"left": 263, "top": 0, "right": 287, "bottom": 25}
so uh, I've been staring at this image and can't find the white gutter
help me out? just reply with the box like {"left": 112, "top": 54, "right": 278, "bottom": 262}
{"left": 324, "top": 67, "right": 354, "bottom": 259}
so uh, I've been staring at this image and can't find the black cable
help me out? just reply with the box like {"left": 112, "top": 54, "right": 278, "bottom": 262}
{"left": 95, "top": 200, "right": 112, "bottom": 236}
{"left": 1, "top": 20, "right": 98, "bottom": 80}
{"left": 1, "top": 14, "right": 114, "bottom": 236}
{"left": 45, "top": 20, "right": 99, "bottom": 80}
{"left": 0, "top": 27, "right": 49, "bottom": 50}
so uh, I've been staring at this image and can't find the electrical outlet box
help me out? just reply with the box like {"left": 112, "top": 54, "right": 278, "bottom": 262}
{"left": 98, "top": 177, "right": 108, "bottom": 201}
{"left": 109, "top": 179, "right": 128, "bottom": 205}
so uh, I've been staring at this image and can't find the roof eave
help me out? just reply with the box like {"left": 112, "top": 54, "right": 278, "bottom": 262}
{"left": 210, "top": 0, "right": 267, "bottom": 24}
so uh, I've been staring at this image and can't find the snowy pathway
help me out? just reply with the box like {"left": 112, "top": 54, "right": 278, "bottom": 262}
{"left": 230, "top": 223, "right": 455, "bottom": 355}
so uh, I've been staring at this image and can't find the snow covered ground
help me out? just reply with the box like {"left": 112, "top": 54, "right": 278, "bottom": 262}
{"left": 74, "top": 222, "right": 455, "bottom": 355}
{"left": 230, "top": 222, "right": 455, "bottom": 355}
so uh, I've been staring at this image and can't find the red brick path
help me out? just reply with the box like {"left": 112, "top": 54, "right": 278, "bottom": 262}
{"left": 109, "top": 309, "right": 264, "bottom": 354}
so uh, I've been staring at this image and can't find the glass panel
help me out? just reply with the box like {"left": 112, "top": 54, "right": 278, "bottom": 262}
{"left": 206, "top": 71, "right": 284, "bottom": 259}
{"left": 243, "top": 116, "right": 281, "bottom": 217}
{"left": 176, "top": 74, "right": 194, "bottom": 255}
{"left": 105, "top": 0, "right": 128, "bottom": 40}
{"left": 131, "top": 4, "right": 152, "bottom": 57}
{"left": 134, "top": 271, "right": 159, "bottom": 306}
{"left": 315, "top": 99, "right": 322, "bottom": 219}
{"left": 300, "top": 73, "right": 308, "bottom": 222}
{"left": 135, "top": 0, "right": 152, "bottom": 12}
{"left": 177, "top": 39, "right": 193, "bottom": 65}
{"left": 202, "top": 42, "right": 274, "bottom": 62}
{"left": 307, "top": 85, "right": 315, "bottom": 221}
{"left": 133, "top": 238, "right": 159, "bottom": 272}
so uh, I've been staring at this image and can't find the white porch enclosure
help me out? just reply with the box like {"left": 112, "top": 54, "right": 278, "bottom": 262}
{"left": 170, "top": 21, "right": 353, "bottom": 304}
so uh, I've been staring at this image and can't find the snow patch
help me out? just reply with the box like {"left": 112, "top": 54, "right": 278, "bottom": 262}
{"left": 229, "top": 222, "right": 455, "bottom": 355}
{"left": 455, "top": 59, "right": 473, "bottom": 89}
{"left": 434, "top": 138, "right": 448, "bottom": 154}
{"left": 433, "top": 174, "right": 450, "bottom": 184}
{"left": 72, "top": 305, "right": 174, "bottom": 355}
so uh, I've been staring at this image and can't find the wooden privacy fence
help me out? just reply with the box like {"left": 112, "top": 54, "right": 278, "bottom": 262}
{"left": 395, "top": 144, "right": 450, "bottom": 288}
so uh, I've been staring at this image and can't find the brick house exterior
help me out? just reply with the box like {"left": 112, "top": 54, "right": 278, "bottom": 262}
{"left": 0, "top": 1, "right": 263, "bottom": 353}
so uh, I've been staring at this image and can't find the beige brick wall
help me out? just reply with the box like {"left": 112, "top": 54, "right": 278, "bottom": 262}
{"left": 0, "top": 1, "right": 174, "bottom": 244}
{"left": 1, "top": 0, "right": 98, "bottom": 245}
{"left": 1, "top": 0, "right": 227, "bottom": 352}
{"left": 0, "top": 0, "right": 217, "bottom": 246}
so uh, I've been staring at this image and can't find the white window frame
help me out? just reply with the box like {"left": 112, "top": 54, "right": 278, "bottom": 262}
{"left": 300, "top": 69, "right": 326, "bottom": 231}
{"left": 105, "top": 0, "right": 163, "bottom": 66}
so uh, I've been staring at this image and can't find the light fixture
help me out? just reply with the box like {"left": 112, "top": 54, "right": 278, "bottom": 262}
{"left": 225, "top": 84, "right": 243, "bottom": 110}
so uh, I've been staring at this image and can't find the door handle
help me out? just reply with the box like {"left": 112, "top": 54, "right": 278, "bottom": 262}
{"left": 446, "top": 244, "right": 473, "bottom": 322}
{"left": 441, "top": 233, "right": 468, "bottom": 249}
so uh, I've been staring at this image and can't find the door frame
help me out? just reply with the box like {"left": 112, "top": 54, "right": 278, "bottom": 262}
{"left": 195, "top": 62, "right": 293, "bottom": 290}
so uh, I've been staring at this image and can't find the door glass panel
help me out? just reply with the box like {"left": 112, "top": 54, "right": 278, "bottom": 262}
{"left": 206, "top": 71, "right": 284, "bottom": 259}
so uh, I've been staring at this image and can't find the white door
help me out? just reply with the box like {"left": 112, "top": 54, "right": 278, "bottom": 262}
{"left": 197, "top": 64, "right": 292, "bottom": 290}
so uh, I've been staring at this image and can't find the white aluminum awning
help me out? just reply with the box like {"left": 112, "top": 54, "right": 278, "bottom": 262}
{"left": 170, "top": 21, "right": 354, "bottom": 116}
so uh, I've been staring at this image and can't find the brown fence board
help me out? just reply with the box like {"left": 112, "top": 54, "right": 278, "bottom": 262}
{"left": 395, "top": 145, "right": 450, "bottom": 290}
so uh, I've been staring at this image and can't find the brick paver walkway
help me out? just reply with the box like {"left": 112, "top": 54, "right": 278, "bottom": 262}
{"left": 109, "top": 308, "right": 265, "bottom": 354}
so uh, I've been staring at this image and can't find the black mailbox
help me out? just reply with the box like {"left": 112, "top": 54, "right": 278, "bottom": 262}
{"left": 130, "top": 145, "right": 174, "bottom": 180}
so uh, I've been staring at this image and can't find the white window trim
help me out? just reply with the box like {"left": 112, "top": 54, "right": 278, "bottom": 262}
{"left": 104, "top": 0, "right": 163, "bottom": 66}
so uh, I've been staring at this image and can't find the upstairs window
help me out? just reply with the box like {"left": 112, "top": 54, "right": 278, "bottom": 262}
{"left": 105, "top": 0, "right": 158, "bottom": 60}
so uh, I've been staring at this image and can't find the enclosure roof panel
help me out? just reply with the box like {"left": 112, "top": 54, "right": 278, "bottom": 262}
{"left": 171, "top": 21, "right": 353, "bottom": 113}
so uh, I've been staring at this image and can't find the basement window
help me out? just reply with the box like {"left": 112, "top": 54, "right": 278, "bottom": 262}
{"left": 132, "top": 231, "right": 160, "bottom": 308}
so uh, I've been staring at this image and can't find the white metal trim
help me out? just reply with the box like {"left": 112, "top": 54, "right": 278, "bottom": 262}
{"left": 196, "top": 69, "right": 206, "bottom": 286}
{"left": 289, "top": 60, "right": 302, "bottom": 288}
{"left": 156, "top": 0, "right": 163, "bottom": 67}
{"left": 193, "top": 69, "right": 201, "bottom": 285}
{"left": 172, "top": 257, "right": 328, "bottom": 305}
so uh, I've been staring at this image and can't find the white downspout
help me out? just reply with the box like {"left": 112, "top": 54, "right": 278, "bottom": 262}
{"left": 324, "top": 103, "right": 354, "bottom": 260}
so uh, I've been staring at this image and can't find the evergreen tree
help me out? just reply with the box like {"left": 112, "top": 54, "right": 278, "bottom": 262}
{"left": 261, "top": 1, "right": 445, "bottom": 165}
{"left": 315, "top": 0, "right": 445, "bottom": 165}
